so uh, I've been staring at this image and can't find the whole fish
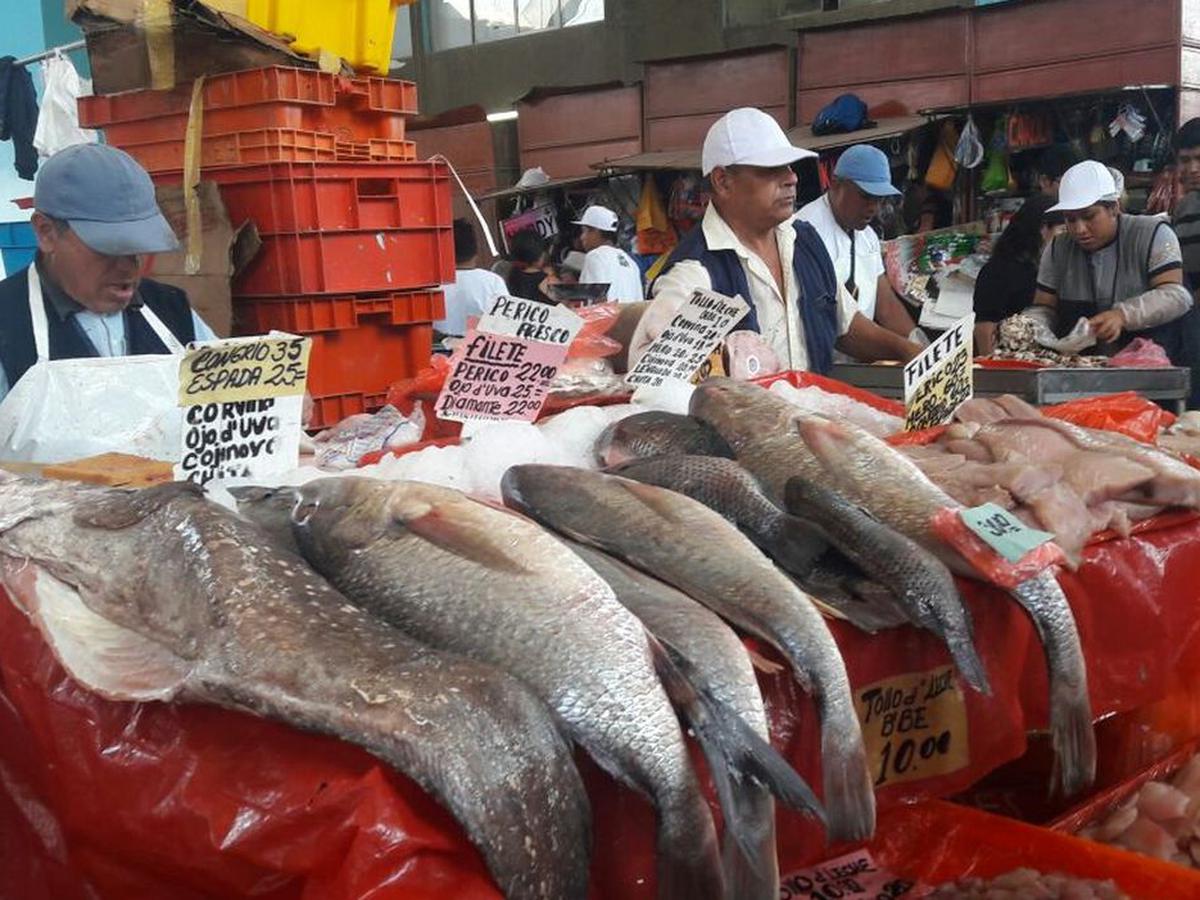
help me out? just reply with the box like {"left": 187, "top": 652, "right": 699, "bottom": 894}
{"left": 239, "top": 477, "right": 724, "bottom": 900}
{"left": 595, "top": 411, "right": 735, "bottom": 467}
{"left": 688, "top": 378, "right": 828, "bottom": 502}
{"left": 608, "top": 454, "right": 908, "bottom": 632}
{"left": 567, "top": 541, "right": 824, "bottom": 900}
{"left": 797, "top": 416, "right": 1096, "bottom": 796}
{"left": 785, "top": 477, "right": 990, "bottom": 696}
{"left": 502, "top": 464, "right": 876, "bottom": 843}
{"left": 0, "top": 478, "right": 591, "bottom": 900}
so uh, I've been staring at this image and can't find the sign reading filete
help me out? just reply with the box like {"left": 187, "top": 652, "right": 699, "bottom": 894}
{"left": 435, "top": 296, "right": 583, "bottom": 423}
{"left": 174, "top": 333, "right": 310, "bottom": 486}
{"left": 625, "top": 289, "right": 749, "bottom": 388}
{"left": 903, "top": 313, "right": 974, "bottom": 431}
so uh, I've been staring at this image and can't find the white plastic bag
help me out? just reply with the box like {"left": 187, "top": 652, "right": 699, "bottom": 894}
{"left": 33, "top": 53, "right": 98, "bottom": 158}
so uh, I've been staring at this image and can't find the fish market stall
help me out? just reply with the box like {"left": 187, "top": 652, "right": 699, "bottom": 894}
{"left": 5, "top": 367, "right": 1200, "bottom": 898}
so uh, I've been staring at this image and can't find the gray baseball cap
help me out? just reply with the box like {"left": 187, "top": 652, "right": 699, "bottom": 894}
{"left": 33, "top": 144, "right": 179, "bottom": 256}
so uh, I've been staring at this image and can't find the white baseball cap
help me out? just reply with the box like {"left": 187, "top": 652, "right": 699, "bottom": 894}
{"left": 702, "top": 107, "right": 816, "bottom": 176}
{"left": 572, "top": 205, "right": 619, "bottom": 232}
{"left": 1048, "top": 160, "right": 1121, "bottom": 212}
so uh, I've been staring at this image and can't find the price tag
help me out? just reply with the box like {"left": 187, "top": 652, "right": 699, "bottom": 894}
{"left": 780, "top": 849, "right": 922, "bottom": 900}
{"left": 478, "top": 295, "right": 584, "bottom": 347}
{"left": 854, "top": 665, "right": 969, "bottom": 789}
{"left": 903, "top": 313, "right": 973, "bottom": 431}
{"left": 960, "top": 502, "right": 1054, "bottom": 563}
{"left": 625, "top": 289, "right": 749, "bottom": 388}
{"left": 501, "top": 203, "right": 558, "bottom": 242}
{"left": 174, "top": 333, "right": 310, "bottom": 486}
{"left": 434, "top": 332, "right": 565, "bottom": 423}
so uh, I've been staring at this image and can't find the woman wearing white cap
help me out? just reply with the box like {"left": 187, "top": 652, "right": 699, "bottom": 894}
{"left": 572, "top": 205, "right": 644, "bottom": 302}
{"left": 629, "top": 108, "right": 920, "bottom": 375}
{"left": 1030, "top": 160, "right": 1194, "bottom": 361}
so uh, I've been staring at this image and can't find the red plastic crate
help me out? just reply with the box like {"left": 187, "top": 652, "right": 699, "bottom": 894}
{"left": 125, "top": 128, "right": 337, "bottom": 171}
{"left": 235, "top": 290, "right": 444, "bottom": 333}
{"left": 79, "top": 67, "right": 417, "bottom": 146}
{"left": 301, "top": 322, "right": 434, "bottom": 397}
{"left": 309, "top": 390, "right": 389, "bottom": 430}
{"left": 236, "top": 228, "right": 453, "bottom": 296}
{"left": 154, "top": 160, "right": 451, "bottom": 236}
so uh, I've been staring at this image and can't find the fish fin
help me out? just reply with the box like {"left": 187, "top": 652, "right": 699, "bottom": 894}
{"left": 613, "top": 478, "right": 692, "bottom": 525}
{"left": 73, "top": 482, "right": 203, "bottom": 530}
{"left": 720, "top": 787, "right": 779, "bottom": 900}
{"left": 747, "top": 649, "right": 786, "bottom": 676}
{"left": 1049, "top": 670, "right": 1098, "bottom": 797}
{"left": 392, "top": 500, "right": 532, "bottom": 576}
{"left": 0, "top": 557, "right": 190, "bottom": 702}
{"left": 947, "top": 631, "right": 992, "bottom": 697}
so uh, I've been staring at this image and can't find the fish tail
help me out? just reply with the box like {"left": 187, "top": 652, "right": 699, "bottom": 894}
{"left": 720, "top": 787, "right": 778, "bottom": 900}
{"left": 1049, "top": 669, "right": 1098, "bottom": 797}
{"left": 655, "top": 797, "right": 725, "bottom": 900}
{"left": 819, "top": 712, "right": 876, "bottom": 842}
{"left": 931, "top": 604, "right": 992, "bottom": 696}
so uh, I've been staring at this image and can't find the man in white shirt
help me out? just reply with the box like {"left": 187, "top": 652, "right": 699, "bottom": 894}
{"left": 434, "top": 218, "right": 508, "bottom": 338}
{"left": 630, "top": 108, "right": 920, "bottom": 374}
{"left": 796, "top": 143, "right": 917, "bottom": 339}
{"left": 574, "top": 205, "right": 645, "bottom": 302}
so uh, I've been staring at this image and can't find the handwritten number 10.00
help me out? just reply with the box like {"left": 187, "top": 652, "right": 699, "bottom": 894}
{"left": 874, "top": 730, "right": 952, "bottom": 787}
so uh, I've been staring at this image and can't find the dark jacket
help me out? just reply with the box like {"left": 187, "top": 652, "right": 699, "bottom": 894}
{"left": 0, "top": 57, "right": 39, "bottom": 180}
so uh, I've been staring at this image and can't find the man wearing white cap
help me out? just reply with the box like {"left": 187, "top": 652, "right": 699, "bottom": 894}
{"left": 797, "top": 143, "right": 917, "bottom": 337}
{"left": 573, "top": 205, "right": 644, "bottom": 302}
{"left": 1030, "top": 160, "right": 1193, "bottom": 353}
{"left": 630, "top": 108, "right": 919, "bottom": 375}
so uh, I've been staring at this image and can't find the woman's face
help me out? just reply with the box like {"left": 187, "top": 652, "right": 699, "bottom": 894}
{"left": 1063, "top": 204, "right": 1118, "bottom": 253}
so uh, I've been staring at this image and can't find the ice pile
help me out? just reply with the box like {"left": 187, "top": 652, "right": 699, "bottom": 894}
{"left": 768, "top": 381, "right": 902, "bottom": 437}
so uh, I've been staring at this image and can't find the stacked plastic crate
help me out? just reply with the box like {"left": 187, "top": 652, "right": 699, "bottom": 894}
{"left": 78, "top": 66, "right": 453, "bottom": 428}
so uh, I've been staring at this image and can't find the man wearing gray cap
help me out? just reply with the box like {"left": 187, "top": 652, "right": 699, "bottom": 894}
{"left": 0, "top": 143, "right": 215, "bottom": 407}
{"left": 797, "top": 144, "right": 917, "bottom": 339}
{"left": 630, "top": 108, "right": 919, "bottom": 375}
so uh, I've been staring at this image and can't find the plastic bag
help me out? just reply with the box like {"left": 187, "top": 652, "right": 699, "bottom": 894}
{"left": 1042, "top": 391, "right": 1175, "bottom": 445}
{"left": 313, "top": 405, "right": 424, "bottom": 470}
{"left": 32, "top": 53, "right": 98, "bottom": 158}
{"left": 566, "top": 302, "right": 622, "bottom": 359}
{"left": 954, "top": 116, "right": 984, "bottom": 169}
{"left": 1109, "top": 337, "right": 1172, "bottom": 369}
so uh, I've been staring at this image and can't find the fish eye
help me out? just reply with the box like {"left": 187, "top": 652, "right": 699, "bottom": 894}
{"left": 291, "top": 497, "right": 320, "bottom": 526}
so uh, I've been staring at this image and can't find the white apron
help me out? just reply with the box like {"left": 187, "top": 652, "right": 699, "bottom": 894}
{"left": 0, "top": 267, "right": 186, "bottom": 464}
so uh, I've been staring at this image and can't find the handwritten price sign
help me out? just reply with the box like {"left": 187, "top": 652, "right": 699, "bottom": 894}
{"left": 855, "top": 665, "right": 969, "bottom": 789}
{"left": 625, "top": 289, "right": 749, "bottom": 388}
{"left": 960, "top": 502, "right": 1055, "bottom": 562}
{"left": 178, "top": 335, "right": 310, "bottom": 405}
{"left": 903, "top": 313, "right": 973, "bottom": 432}
{"left": 780, "top": 850, "right": 920, "bottom": 900}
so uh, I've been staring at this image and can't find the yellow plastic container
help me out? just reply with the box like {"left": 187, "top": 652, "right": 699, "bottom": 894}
{"left": 220, "top": 0, "right": 412, "bottom": 73}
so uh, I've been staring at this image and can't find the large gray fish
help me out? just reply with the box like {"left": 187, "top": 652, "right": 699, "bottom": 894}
{"left": 796, "top": 416, "right": 1096, "bottom": 796}
{"left": 595, "top": 411, "right": 735, "bottom": 467}
{"left": 608, "top": 454, "right": 907, "bottom": 632}
{"left": 0, "top": 477, "right": 590, "bottom": 900}
{"left": 784, "top": 477, "right": 990, "bottom": 696}
{"left": 566, "top": 541, "right": 823, "bottom": 900}
{"left": 238, "top": 476, "right": 724, "bottom": 900}
{"left": 501, "top": 464, "right": 875, "bottom": 843}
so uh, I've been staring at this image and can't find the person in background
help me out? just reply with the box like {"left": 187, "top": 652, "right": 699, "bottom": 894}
{"left": 1035, "top": 143, "right": 1081, "bottom": 200}
{"left": 1029, "top": 160, "right": 1193, "bottom": 359}
{"left": 574, "top": 205, "right": 644, "bottom": 302}
{"left": 0, "top": 144, "right": 216, "bottom": 405}
{"left": 901, "top": 182, "right": 953, "bottom": 234}
{"left": 630, "top": 108, "right": 921, "bottom": 375}
{"left": 506, "top": 229, "right": 551, "bottom": 302}
{"left": 972, "top": 193, "right": 1064, "bottom": 354}
{"left": 1171, "top": 118, "right": 1200, "bottom": 289}
{"left": 434, "top": 218, "right": 507, "bottom": 339}
{"left": 797, "top": 144, "right": 919, "bottom": 343}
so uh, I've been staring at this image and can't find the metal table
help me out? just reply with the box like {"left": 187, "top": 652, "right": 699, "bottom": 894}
{"left": 830, "top": 364, "right": 1192, "bottom": 412}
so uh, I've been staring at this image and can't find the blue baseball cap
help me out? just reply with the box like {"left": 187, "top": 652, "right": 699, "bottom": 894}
{"left": 33, "top": 144, "right": 179, "bottom": 256}
{"left": 833, "top": 144, "right": 901, "bottom": 197}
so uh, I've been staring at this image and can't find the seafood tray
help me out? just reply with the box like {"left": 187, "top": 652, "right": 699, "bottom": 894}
{"left": 831, "top": 364, "right": 1191, "bottom": 412}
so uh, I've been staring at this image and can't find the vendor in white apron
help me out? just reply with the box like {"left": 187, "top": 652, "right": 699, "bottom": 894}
{"left": 0, "top": 144, "right": 216, "bottom": 462}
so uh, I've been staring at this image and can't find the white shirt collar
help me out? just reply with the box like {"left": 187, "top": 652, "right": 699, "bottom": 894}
{"left": 701, "top": 203, "right": 796, "bottom": 258}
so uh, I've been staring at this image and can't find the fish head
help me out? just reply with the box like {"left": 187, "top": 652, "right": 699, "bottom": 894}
{"left": 594, "top": 411, "right": 720, "bottom": 467}
{"left": 230, "top": 485, "right": 303, "bottom": 557}
{"left": 290, "top": 477, "right": 399, "bottom": 555}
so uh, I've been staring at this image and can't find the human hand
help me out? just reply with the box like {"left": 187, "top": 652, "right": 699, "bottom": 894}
{"left": 1088, "top": 308, "right": 1125, "bottom": 343}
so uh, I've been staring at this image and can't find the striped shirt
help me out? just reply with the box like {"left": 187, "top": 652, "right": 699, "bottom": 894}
{"left": 1173, "top": 191, "right": 1200, "bottom": 288}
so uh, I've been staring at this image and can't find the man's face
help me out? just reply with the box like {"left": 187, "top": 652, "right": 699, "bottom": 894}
{"left": 1179, "top": 147, "right": 1200, "bottom": 193}
{"left": 579, "top": 225, "right": 603, "bottom": 252}
{"left": 1063, "top": 204, "right": 1119, "bottom": 253}
{"left": 711, "top": 164, "right": 798, "bottom": 230}
{"left": 829, "top": 177, "right": 882, "bottom": 231}
{"left": 32, "top": 213, "right": 145, "bottom": 314}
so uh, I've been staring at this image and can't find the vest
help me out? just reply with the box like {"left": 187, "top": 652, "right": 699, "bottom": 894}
{"left": 1048, "top": 214, "right": 1168, "bottom": 337}
{"left": 0, "top": 266, "right": 197, "bottom": 391}
{"left": 658, "top": 219, "right": 840, "bottom": 375}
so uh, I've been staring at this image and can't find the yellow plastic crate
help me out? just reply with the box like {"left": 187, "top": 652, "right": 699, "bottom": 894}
{"left": 212, "top": 0, "right": 412, "bottom": 74}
